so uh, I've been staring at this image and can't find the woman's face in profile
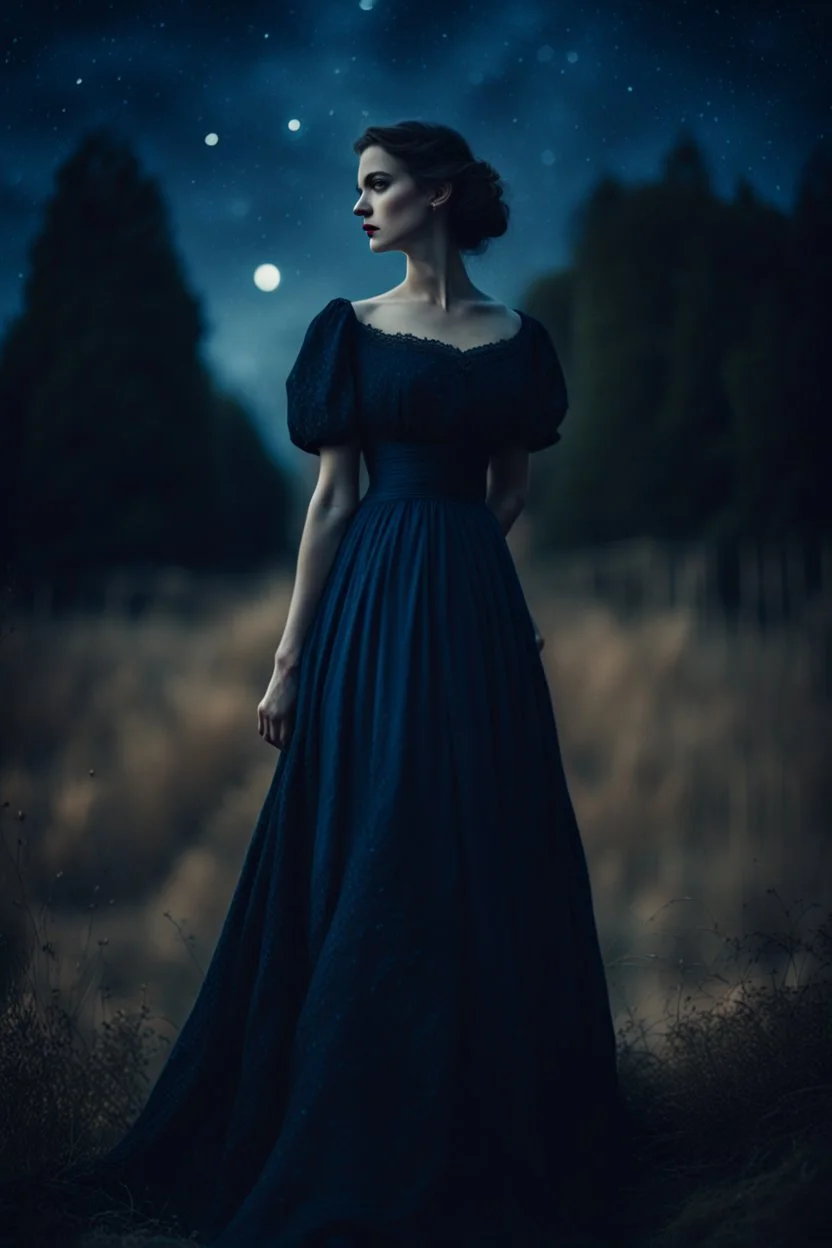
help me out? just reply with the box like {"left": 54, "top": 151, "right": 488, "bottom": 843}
{"left": 353, "top": 146, "right": 433, "bottom": 253}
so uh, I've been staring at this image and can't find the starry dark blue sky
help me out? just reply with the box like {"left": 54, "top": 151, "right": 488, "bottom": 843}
{"left": 1, "top": 0, "right": 828, "bottom": 467}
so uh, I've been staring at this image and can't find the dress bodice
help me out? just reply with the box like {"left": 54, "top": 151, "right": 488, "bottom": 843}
{"left": 285, "top": 297, "right": 570, "bottom": 457}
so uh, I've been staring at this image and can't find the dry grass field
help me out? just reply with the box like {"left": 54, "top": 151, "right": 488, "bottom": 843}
{"left": 2, "top": 552, "right": 829, "bottom": 1046}
{"left": 1, "top": 545, "right": 830, "bottom": 1245}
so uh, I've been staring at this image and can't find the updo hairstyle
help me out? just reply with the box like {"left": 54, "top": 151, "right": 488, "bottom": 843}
{"left": 352, "top": 120, "right": 510, "bottom": 256}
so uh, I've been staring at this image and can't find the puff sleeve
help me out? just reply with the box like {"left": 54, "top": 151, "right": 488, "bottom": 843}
{"left": 524, "top": 316, "right": 569, "bottom": 452}
{"left": 285, "top": 297, "right": 359, "bottom": 455}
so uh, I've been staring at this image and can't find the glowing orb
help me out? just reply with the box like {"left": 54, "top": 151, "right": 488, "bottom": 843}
{"left": 254, "top": 264, "right": 281, "bottom": 292}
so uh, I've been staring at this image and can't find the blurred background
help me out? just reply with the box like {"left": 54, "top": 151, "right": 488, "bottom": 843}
{"left": 1, "top": 0, "right": 830, "bottom": 1079}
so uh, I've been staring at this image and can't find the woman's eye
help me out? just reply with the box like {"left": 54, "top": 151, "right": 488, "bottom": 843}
{"left": 355, "top": 182, "right": 387, "bottom": 198}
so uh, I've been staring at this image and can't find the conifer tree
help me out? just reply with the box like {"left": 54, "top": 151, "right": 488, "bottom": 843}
{"left": 0, "top": 126, "right": 290, "bottom": 603}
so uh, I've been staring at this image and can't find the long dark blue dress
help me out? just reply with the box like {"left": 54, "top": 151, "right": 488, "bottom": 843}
{"left": 67, "top": 297, "right": 628, "bottom": 1247}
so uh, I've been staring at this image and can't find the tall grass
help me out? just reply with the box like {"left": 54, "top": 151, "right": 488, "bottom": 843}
{"left": 2, "top": 819, "right": 830, "bottom": 1246}
{"left": 1, "top": 561, "right": 830, "bottom": 1245}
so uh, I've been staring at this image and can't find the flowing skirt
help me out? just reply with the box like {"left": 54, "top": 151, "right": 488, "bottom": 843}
{"left": 69, "top": 467, "right": 626, "bottom": 1247}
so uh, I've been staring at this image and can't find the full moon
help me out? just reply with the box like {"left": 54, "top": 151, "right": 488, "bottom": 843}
{"left": 254, "top": 264, "right": 280, "bottom": 292}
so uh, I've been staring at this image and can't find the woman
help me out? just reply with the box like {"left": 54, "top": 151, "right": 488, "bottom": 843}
{"left": 69, "top": 120, "right": 629, "bottom": 1248}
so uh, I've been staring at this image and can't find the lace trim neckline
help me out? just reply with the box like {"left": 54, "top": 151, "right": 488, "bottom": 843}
{"left": 343, "top": 298, "right": 526, "bottom": 356}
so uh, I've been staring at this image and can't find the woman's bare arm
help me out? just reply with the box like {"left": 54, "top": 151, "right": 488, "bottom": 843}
{"left": 486, "top": 491, "right": 525, "bottom": 537}
{"left": 486, "top": 443, "right": 529, "bottom": 537}
{"left": 275, "top": 494, "right": 357, "bottom": 674}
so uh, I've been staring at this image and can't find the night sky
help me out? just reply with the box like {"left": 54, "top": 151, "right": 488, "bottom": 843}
{"left": 1, "top": 0, "right": 828, "bottom": 467}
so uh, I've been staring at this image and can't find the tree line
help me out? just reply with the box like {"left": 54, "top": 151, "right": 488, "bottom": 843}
{"left": 523, "top": 131, "right": 830, "bottom": 599}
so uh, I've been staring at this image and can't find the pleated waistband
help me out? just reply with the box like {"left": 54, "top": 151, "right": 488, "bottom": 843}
{"left": 363, "top": 440, "right": 488, "bottom": 502}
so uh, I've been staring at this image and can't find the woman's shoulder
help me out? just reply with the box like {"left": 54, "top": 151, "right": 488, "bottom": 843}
{"left": 346, "top": 293, "right": 400, "bottom": 326}
{"left": 297, "top": 297, "right": 353, "bottom": 338}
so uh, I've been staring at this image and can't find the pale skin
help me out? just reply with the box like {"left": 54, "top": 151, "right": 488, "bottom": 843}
{"left": 258, "top": 144, "right": 544, "bottom": 751}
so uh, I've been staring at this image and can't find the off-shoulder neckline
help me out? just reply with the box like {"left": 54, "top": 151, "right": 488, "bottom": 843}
{"left": 339, "top": 296, "right": 527, "bottom": 357}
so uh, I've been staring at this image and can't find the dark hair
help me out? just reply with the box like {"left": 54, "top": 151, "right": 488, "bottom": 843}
{"left": 352, "top": 120, "right": 510, "bottom": 257}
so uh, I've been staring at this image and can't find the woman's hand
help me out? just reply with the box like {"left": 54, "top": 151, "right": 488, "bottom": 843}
{"left": 530, "top": 614, "right": 545, "bottom": 653}
{"left": 258, "top": 659, "right": 299, "bottom": 750}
